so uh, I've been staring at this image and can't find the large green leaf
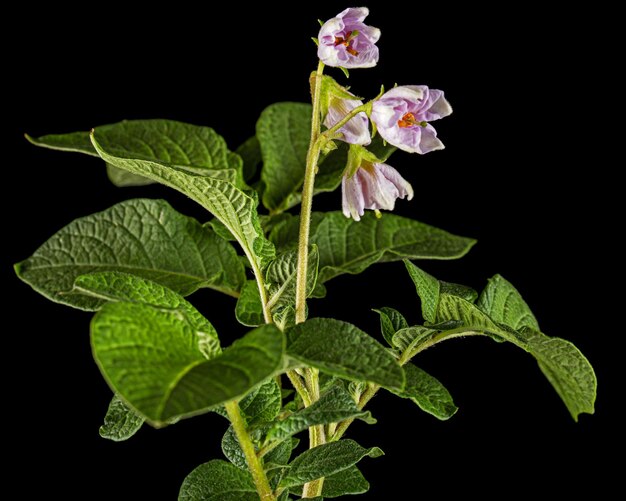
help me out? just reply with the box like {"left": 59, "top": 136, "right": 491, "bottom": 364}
{"left": 279, "top": 439, "right": 383, "bottom": 489}
{"left": 257, "top": 102, "right": 349, "bottom": 212}
{"left": 178, "top": 460, "right": 257, "bottom": 500}
{"left": 287, "top": 318, "right": 405, "bottom": 391}
{"left": 90, "top": 131, "right": 275, "bottom": 273}
{"left": 267, "top": 384, "right": 372, "bottom": 442}
{"left": 477, "top": 274, "right": 540, "bottom": 331}
{"left": 390, "top": 363, "right": 458, "bottom": 420}
{"left": 257, "top": 102, "right": 312, "bottom": 212}
{"left": 15, "top": 199, "right": 244, "bottom": 310}
{"left": 27, "top": 119, "right": 245, "bottom": 187}
{"left": 74, "top": 271, "right": 221, "bottom": 358}
{"left": 92, "top": 304, "right": 285, "bottom": 425}
{"left": 270, "top": 212, "right": 475, "bottom": 288}
{"left": 99, "top": 394, "right": 145, "bottom": 442}
{"left": 405, "top": 264, "right": 596, "bottom": 420}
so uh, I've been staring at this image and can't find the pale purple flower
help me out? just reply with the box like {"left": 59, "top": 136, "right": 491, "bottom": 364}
{"left": 324, "top": 93, "right": 371, "bottom": 145}
{"left": 371, "top": 86, "right": 452, "bottom": 154}
{"left": 318, "top": 7, "right": 381, "bottom": 69}
{"left": 342, "top": 162, "right": 413, "bottom": 221}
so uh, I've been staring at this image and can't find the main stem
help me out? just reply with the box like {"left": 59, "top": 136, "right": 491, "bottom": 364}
{"left": 225, "top": 401, "right": 275, "bottom": 501}
{"left": 295, "top": 60, "right": 324, "bottom": 324}
{"left": 297, "top": 61, "right": 326, "bottom": 499}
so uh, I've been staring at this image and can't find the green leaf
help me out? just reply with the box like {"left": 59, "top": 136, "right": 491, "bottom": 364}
{"left": 258, "top": 102, "right": 312, "bottom": 211}
{"left": 265, "top": 437, "right": 299, "bottom": 467}
{"left": 440, "top": 281, "right": 478, "bottom": 303}
{"left": 99, "top": 394, "right": 145, "bottom": 441}
{"left": 178, "top": 460, "right": 257, "bottom": 500}
{"left": 287, "top": 318, "right": 405, "bottom": 391}
{"left": 75, "top": 272, "right": 221, "bottom": 358}
{"left": 408, "top": 264, "right": 596, "bottom": 420}
{"left": 391, "top": 325, "right": 441, "bottom": 357}
{"left": 106, "top": 164, "right": 154, "bottom": 187}
{"left": 403, "top": 260, "right": 440, "bottom": 323}
{"left": 373, "top": 307, "right": 409, "bottom": 346}
{"left": 221, "top": 425, "right": 248, "bottom": 470}
{"left": 90, "top": 131, "right": 275, "bottom": 273}
{"left": 235, "top": 280, "right": 265, "bottom": 327}
{"left": 437, "top": 293, "right": 507, "bottom": 335}
{"left": 477, "top": 274, "right": 540, "bottom": 331}
{"left": 280, "top": 439, "right": 383, "bottom": 489}
{"left": 390, "top": 363, "right": 458, "bottom": 420}
{"left": 15, "top": 199, "right": 244, "bottom": 310}
{"left": 235, "top": 136, "right": 262, "bottom": 182}
{"left": 239, "top": 378, "right": 282, "bottom": 425}
{"left": 92, "top": 307, "right": 285, "bottom": 425}
{"left": 28, "top": 119, "right": 245, "bottom": 187}
{"left": 521, "top": 328, "right": 596, "bottom": 421}
{"left": 25, "top": 130, "right": 96, "bottom": 155}
{"left": 266, "top": 246, "right": 319, "bottom": 310}
{"left": 321, "top": 466, "right": 370, "bottom": 498}
{"left": 267, "top": 384, "right": 373, "bottom": 442}
{"left": 270, "top": 212, "right": 475, "bottom": 289}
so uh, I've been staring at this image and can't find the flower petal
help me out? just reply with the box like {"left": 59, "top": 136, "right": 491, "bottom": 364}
{"left": 376, "top": 163, "right": 414, "bottom": 201}
{"left": 418, "top": 88, "right": 453, "bottom": 122}
{"left": 418, "top": 124, "right": 445, "bottom": 153}
{"left": 342, "top": 172, "right": 365, "bottom": 221}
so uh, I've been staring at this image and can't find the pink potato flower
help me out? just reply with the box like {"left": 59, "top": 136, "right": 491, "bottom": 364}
{"left": 371, "top": 85, "right": 452, "bottom": 154}
{"left": 318, "top": 7, "right": 381, "bottom": 69}
{"left": 342, "top": 162, "right": 413, "bottom": 221}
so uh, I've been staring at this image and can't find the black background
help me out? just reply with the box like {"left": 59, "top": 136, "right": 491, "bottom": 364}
{"left": 4, "top": 1, "right": 617, "bottom": 499}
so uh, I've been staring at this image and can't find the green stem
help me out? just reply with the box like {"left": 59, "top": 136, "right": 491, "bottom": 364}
{"left": 331, "top": 329, "right": 486, "bottom": 442}
{"left": 249, "top": 257, "right": 273, "bottom": 324}
{"left": 295, "top": 60, "right": 324, "bottom": 325}
{"left": 225, "top": 401, "right": 275, "bottom": 501}
{"left": 322, "top": 102, "right": 369, "bottom": 139}
{"left": 296, "top": 61, "right": 327, "bottom": 499}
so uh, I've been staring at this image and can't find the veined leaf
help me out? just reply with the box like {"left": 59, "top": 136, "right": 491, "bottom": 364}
{"left": 92, "top": 305, "right": 284, "bottom": 425}
{"left": 91, "top": 131, "right": 275, "bottom": 271}
{"left": 267, "top": 384, "right": 373, "bottom": 442}
{"left": 15, "top": 199, "right": 244, "bottom": 309}
{"left": 258, "top": 102, "right": 312, "bottom": 212}
{"left": 287, "top": 318, "right": 405, "bottom": 391}
{"left": 404, "top": 264, "right": 597, "bottom": 420}
{"left": 239, "top": 378, "right": 282, "bottom": 425}
{"left": 270, "top": 212, "right": 475, "bottom": 290}
{"left": 373, "top": 307, "right": 409, "bottom": 346}
{"left": 99, "top": 394, "right": 145, "bottom": 441}
{"left": 74, "top": 271, "right": 221, "bottom": 358}
{"left": 279, "top": 439, "right": 383, "bottom": 489}
{"left": 477, "top": 274, "right": 540, "bottom": 331}
{"left": 235, "top": 280, "right": 264, "bottom": 327}
{"left": 27, "top": 119, "right": 245, "bottom": 187}
{"left": 178, "top": 460, "right": 257, "bottom": 500}
{"left": 390, "top": 363, "right": 458, "bottom": 420}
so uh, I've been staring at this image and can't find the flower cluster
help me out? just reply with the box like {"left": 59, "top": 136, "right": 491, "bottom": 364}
{"left": 317, "top": 8, "right": 452, "bottom": 220}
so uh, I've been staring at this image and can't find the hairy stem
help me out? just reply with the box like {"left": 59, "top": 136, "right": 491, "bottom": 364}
{"left": 331, "top": 329, "right": 485, "bottom": 441}
{"left": 225, "top": 401, "right": 275, "bottom": 501}
{"left": 295, "top": 60, "right": 324, "bottom": 325}
{"left": 297, "top": 61, "right": 326, "bottom": 499}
